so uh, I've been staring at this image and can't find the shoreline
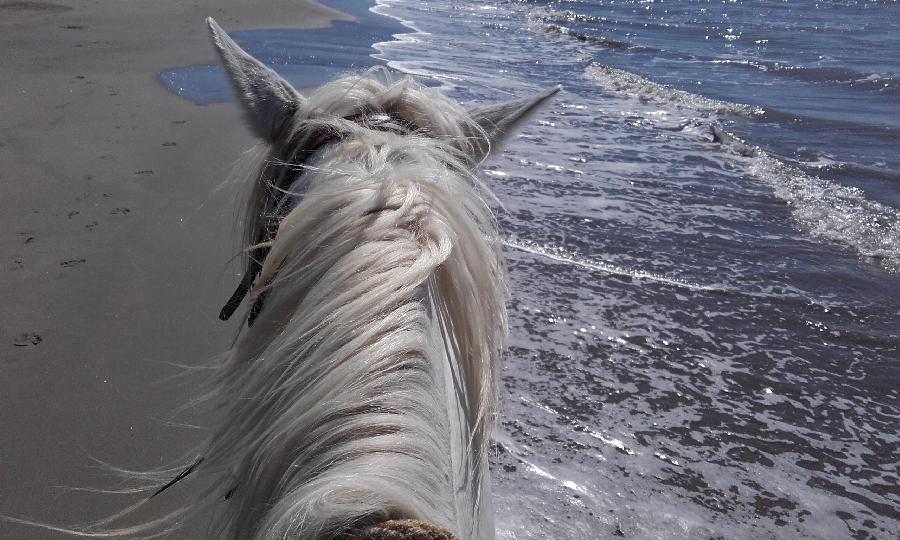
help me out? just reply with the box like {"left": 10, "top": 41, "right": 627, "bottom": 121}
{"left": 0, "top": 1, "right": 354, "bottom": 537}
{"left": 158, "top": 0, "right": 410, "bottom": 106}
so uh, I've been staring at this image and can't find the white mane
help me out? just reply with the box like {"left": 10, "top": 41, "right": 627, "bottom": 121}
{"left": 206, "top": 73, "right": 508, "bottom": 538}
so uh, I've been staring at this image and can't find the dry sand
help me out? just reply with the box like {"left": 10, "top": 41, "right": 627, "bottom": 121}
{"left": 0, "top": 1, "right": 352, "bottom": 537}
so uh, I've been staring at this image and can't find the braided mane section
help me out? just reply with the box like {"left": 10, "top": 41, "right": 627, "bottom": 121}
{"left": 199, "top": 75, "right": 507, "bottom": 539}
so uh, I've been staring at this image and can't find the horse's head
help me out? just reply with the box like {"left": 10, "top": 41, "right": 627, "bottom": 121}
{"left": 207, "top": 18, "right": 560, "bottom": 325}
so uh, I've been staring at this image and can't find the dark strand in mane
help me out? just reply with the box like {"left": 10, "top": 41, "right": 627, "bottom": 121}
{"left": 220, "top": 111, "right": 422, "bottom": 324}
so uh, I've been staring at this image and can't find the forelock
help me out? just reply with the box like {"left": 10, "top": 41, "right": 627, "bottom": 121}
{"left": 290, "top": 73, "right": 479, "bottom": 148}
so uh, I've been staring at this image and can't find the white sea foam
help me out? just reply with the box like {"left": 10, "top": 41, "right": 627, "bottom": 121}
{"left": 748, "top": 152, "right": 900, "bottom": 273}
{"left": 585, "top": 63, "right": 765, "bottom": 116}
{"left": 582, "top": 60, "right": 900, "bottom": 274}
{"left": 504, "top": 238, "right": 721, "bottom": 291}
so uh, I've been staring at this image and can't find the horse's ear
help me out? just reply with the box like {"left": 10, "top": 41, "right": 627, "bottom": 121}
{"left": 206, "top": 17, "right": 303, "bottom": 141}
{"left": 467, "top": 85, "right": 561, "bottom": 160}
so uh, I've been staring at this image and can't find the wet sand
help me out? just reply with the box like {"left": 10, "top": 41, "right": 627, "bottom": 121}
{"left": 0, "top": 1, "right": 351, "bottom": 537}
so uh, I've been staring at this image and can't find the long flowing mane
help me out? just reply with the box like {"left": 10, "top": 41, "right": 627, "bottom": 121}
{"left": 204, "top": 73, "right": 509, "bottom": 538}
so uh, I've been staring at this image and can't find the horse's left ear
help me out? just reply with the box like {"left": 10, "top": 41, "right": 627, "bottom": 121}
{"left": 207, "top": 17, "right": 303, "bottom": 141}
{"left": 467, "top": 85, "right": 561, "bottom": 160}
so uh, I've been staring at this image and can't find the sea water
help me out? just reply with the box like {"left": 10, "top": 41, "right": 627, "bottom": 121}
{"left": 375, "top": 1, "right": 900, "bottom": 538}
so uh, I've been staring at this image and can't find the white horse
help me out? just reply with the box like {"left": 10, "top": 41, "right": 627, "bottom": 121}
{"left": 189, "top": 19, "right": 558, "bottom": 540}
{"left": 6, "top": 18, "right": 558, "bottom": 540}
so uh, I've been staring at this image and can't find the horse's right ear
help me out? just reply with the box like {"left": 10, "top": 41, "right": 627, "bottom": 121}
{"left": 207, "top": 17, "right": 303, "bottom": 141}
{"left": 467, "top": 85, "right": 561, "bottom": 161}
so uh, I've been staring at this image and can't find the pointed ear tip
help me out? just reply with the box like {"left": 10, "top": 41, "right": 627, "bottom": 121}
{"left": 206, "top": 17, "right": 233, "bottom": 52}
{"left": 206, "top": 17, "right": 223, "bottom": 37}
{"left": 528, "top": 85, "right": 561, "bottom": 106}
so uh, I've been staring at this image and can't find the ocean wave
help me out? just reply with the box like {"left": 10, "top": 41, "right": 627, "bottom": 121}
{"left": 503, "top": 238, "right": 724, "bottom": 292}
{"left": 584, "top": 63, "right": 765, "bottom": 116}
{"left": 534, "top": 22, "right": 633, "bottom": 49}
{"left": 643, "top": 122, "right": 900, "bottom": 275}
{"left": 633, "top": 107, "right": 900, "bottom": 274}
{"left": 672, "top": 121, "right": 900, "bottom": 273}
{"left": 748, "top": 154, "right": 900, "bottom": 273}
{"left": 536, "top": 9, "right": 610, "bottom": 26}
{"left": 584, "top": 61, "right": 899, "bottom": 273}
{"left": 710, "top": 59, "right": 900, "bottom": 95}
{"left": 760, "top": 106, "right": 900, "bottom": 139}
{"left": 535, "top": 8, "right": 674, "bottom": 34}
{"left": 796, "top": 160, "right": 900, "bottom": 186}
{"left": 503, "top": 237, "right": 875, "bottom": 308}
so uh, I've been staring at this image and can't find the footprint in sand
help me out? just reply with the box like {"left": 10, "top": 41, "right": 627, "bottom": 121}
{"left": 60, "top": 258, "right": 85, "bottom": 268}
{"left": 110, "top": 207, "right": 129, "bottom": 215}
{"left": 13, "top": 333, "right": 42, "bottom": 347}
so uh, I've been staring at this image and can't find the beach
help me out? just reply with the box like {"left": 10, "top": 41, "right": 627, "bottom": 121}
{"left": 3, "top": 0, "right": 900, "bottom": 538}
{"left": 0, "top": 1, "right": 351, "bottom": 537}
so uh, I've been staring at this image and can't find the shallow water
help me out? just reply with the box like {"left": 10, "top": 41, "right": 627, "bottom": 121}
{"left": 376, "top": 1, "right": 900, "bottom": 538}
{"left": 160, "top": 0, "right": 407, "bottom": 104}
{"left": 162, "top": 1, "right": 900, "bottom": 538}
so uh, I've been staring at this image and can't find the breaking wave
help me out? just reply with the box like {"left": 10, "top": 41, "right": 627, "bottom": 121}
{"left": 710, "top": 59, "right": 900, "bottom": 95}
{"left": 695, "top": 121, "right": 900, "bottom": 273}
{"left": 584, "top": 63, "right": 765, "bottom": 116}
{"left": 583, "top": 62, "right": 900, "bottom": 273}
{"left": 503, "top": 238, "right": 723, "bottom": 292}
{"left": 748, "top": 153, "right": 900, "bottom": 273}
{"left": 538, "top": 23, "right": 633, "bottom": 50}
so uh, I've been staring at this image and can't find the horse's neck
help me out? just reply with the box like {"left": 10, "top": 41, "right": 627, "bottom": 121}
{"left": 214, "top": 152, "right": 499, "bottom": 539}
